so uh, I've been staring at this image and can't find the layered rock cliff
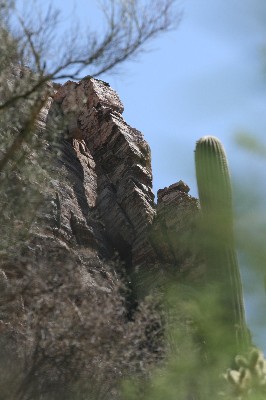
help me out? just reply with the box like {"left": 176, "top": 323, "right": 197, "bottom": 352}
{"left": 33, "top": 76, "right": 200, "bottom": 279}
{"left": 0, "top": 74, "right": 202, "bottom": 399}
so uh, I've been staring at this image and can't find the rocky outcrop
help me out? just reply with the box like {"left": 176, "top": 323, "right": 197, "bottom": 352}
{"left": 41, "top": 78, "right": 156, "bottom": 268}
{"left": 26, "top": 76, "right": 200, "bottom": 279}
{"left": 150, "top": 181, "right": 203, "bottom": 281}
{"left": 1, "top": 71, "right": 200, "bottom": 289}
{"left": 0, "top": 72, "right": 202, "bottom": 399}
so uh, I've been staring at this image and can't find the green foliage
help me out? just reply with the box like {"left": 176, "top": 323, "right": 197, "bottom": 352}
{"left": 122, "top": 135, "right": 265, "bottom": 400}
{"left": 223, "top": 348, "right": 266, "bottom": 399}
{"left": 235, "top": 132, "right": 266, "bottom": 158}
{"left": 0, "top": 80, "right": 61, "bottom": 250}
{"left": 0, "top": 28, "right": 66, "bottom": 250}
{"left": 122, "top": 284, "right": 237, "bottom": 400}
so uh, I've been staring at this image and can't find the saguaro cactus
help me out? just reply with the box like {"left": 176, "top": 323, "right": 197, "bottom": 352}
{"left": 195, "top": 136, "right": 249, "bottom": 359}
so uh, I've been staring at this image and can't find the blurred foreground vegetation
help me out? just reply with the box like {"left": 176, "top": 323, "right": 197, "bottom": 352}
{"left": 0, "top": 1, "right": 266, "bottom": 399}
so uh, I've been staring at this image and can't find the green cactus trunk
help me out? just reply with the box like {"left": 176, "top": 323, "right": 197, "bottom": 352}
{"left": 195, "top": 136, "right": 249, "bottom": 360}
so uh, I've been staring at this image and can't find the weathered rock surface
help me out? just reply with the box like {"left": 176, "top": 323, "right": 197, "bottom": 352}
{"left": 1, "top": 72, "right": 200, "bottom": 289}
{"left": 0, "top": 72, "right": 202, "bottom": 398}
{"left": 150, "top": 181, "right": 204, "bottom": 280}
{"left": 43, "top": 78, "right": 157, "bottom": 269}
{"left": 29, "top": 76, "right": 200, "bottom": 279}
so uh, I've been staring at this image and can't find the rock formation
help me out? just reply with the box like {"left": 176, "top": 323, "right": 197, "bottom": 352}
{"left": 0, "top": 73, "right": 202, "bottom": 399}
{"left": 50, "top": 77, "right": 156, "bottom": 268}
{"left": 1, "top": 73, "right": 203, "bottom": 304}
{"left": 33, "top": 76, "right": 200, "bottom": 276}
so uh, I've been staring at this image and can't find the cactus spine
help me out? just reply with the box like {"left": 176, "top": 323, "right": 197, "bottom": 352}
{"left": 195, "top": 136, "right": 249, "bottom": 358}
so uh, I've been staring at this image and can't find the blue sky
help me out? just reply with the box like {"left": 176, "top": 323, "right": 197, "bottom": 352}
{"left": 48, "top": 0, "right": 266, "bottom": 196}
{"left": 19, "top": 0, "right": 266, "bottom": 351}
